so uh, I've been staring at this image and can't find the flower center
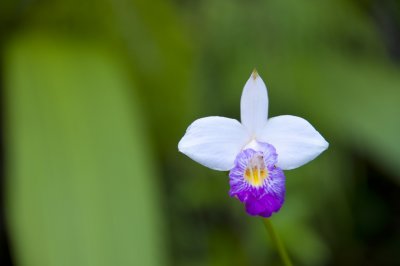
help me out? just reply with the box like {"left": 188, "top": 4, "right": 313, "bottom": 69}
{"left": 244, "top": 154, "right": 268, "bottom": 187}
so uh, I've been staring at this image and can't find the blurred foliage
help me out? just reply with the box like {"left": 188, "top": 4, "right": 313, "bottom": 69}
{"left": 1, "top": 0, "right": 400, "bottom": 266}
{"left": 4, "top": 35, "right": 165, "bottom": 266}
{"left": 0, "top": 0, "right": 193, "bottom": 153}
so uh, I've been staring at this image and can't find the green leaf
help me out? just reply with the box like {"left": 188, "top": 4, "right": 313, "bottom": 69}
{"left": 4, "top": 34, "right": 165, "bottom": 266}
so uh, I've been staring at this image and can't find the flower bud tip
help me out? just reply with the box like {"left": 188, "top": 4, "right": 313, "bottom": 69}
{"left": 251, "top": 69, "right": 259, "bottom": 80}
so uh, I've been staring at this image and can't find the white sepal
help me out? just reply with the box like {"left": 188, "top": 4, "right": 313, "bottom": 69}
{"left": 257, "top": 115, "right": 329, "bottom": 170}
{"left": 178, "top": 116, "right": 250, "bottom": 171}
{"left": 240, "top": 71, "right": 269, "bottom": 135}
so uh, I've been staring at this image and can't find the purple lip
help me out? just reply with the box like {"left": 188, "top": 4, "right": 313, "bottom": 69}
{"left": 229, "top": 142, "right": 286, "bottom": 217}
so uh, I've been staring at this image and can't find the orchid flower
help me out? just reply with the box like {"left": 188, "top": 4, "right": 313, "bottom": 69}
{"left": 178, "top": 70, "right": 328, "bottom": 217}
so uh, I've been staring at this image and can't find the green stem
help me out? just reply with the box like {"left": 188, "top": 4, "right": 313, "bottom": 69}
{"left": 263, "top": 218, "right": 293, "bottom": 266}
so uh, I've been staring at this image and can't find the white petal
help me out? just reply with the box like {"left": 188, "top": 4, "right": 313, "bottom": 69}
{"left": 257, "top": 115, "right": 329, "bottom": 170}
{"left": 178, "top": 116, "right": 250, "bottom": 171}
{"left": 240, "top": 70, "right": 269, "bottom": 135}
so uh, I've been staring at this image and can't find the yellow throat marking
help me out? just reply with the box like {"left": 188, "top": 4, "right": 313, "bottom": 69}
{"left": 244, "top": 155, "right": 268, "bottom": 186}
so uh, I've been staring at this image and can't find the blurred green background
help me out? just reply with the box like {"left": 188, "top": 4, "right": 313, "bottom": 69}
{"left": 1, "top": 0, "right": 399, "bottom": 265}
